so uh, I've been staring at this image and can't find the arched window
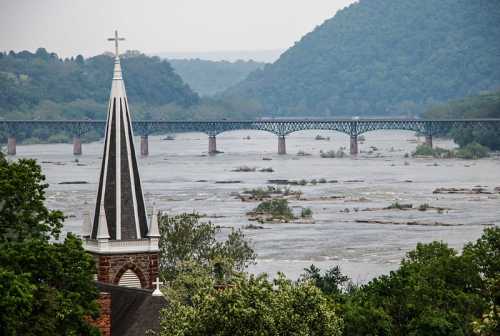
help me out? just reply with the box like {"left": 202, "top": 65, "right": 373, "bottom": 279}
{"left": 118, "top": 269, "right": 142, "bottom": 288}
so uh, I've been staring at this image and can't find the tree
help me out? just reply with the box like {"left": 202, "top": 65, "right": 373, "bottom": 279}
{"left": 0, "top": 154, "right": 99, "bottom": 335}
{"left": 343, "top": 241, "right": 487, "bottom": 336}
{"left": 158, "top": 273, "right": 343, "bottom": 336}
{"left": 425, "top": 91, "right": 500, "bottom": 150}
{"left": 300, "top": 264, "right": 350, "bottom": 299}
{"left": 158, "top": 213, "right": 255, "bottom": 285}
{"left": 464, "top": 228, "right": 500, "bottom": 335}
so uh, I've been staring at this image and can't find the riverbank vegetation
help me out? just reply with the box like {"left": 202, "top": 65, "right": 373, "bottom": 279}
{"left": 424, "top": 90, "right": 500, "bottom": 151}
{"left": 413, "top": 142, "right": 490, "bottom": 159}
{"left": 247, "top": 199, "right": 295, "bottom": 223}
{"left": 320, "top": 149, "right": 347, "bottom": 158}
{"left": 237, "top": 186, "right": 302, "bottom": 202}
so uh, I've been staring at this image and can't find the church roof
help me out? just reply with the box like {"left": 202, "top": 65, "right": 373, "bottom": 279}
{"left": 90, "top": 31, "right": 148, "bottom": 241}
{"left": 96, "top": 282, "right": 167, "bottom": 336}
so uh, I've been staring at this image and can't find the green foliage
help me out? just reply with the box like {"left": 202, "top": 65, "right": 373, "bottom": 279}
{"left": 300, "top": 265, "right": 350, "bottom": 299}
{"left": 343, "top": 238, "right": 494, "bottom": 336}
{"left": 169, "top": 59, "right": 265, "bottom": 96}
{"left": 464, "top": 228, "right": 500, "bottom": 282}
{"left": 0, "top": 157, "right": 63, "bottom": 241}
{"left": 155, "top": 214, "right": 500, "bottom": 336}
{"left": 425, "top": 91, "right": 500, "bottom": 120}
{"left": 158, "top": 213, "right": 256, "bottom": 285}
{"left": 301, "top": 207, "right": 313, "bottom": 218}
{"left": 225, "top": 0, "right": 500, "bottom": 117}
{"left": 425, "top": 91, "right": 500, "bottom": 150}
{"left": 254, "top": 199, "right": 295, "bottom": 220}
{"left": 412, "top": 143, "right": 489, "bottom": 159}
{"left": 456, "top": 142, "right": 490, "bottom": 159}
{"left": 413, "top": 144, "right": 453, "bottom": 158}
{"left": 0, "top": 49, "right": 198, "bottom": 113}
{"left": 158, "top": 273, "right": 343, "bottom": 336}
{"left": 386, "top": 202, "right": 412, "bottom": 210}
{"left": 418, "top": 203, "right": 431, "bottom": 211}
{"left": 0, "top": 156, "right": 99, "bottom": 335}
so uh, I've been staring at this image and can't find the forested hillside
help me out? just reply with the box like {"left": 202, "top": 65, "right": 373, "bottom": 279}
{"left": 424, "top": 90, "right": 500, "bottom": 149}
{"left": 424, "top": 91, "right": 500, "bottom": 119}
{"left": 168, "top": 59, "right": 265, "bottom": 96}
{"left": 0, "top": 49, "right": 199, "bottom": 120}
{"left": 225, "top": 0, "right": 500, "bottom": 117}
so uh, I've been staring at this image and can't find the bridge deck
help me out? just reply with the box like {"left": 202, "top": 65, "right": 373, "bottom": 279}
{"left": 1, "top": 118, "right": 500, "bottom": 136}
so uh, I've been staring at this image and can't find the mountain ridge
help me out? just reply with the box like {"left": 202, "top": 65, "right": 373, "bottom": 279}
{"left": 224, "top": 0, "right": 500, "bottom": 117}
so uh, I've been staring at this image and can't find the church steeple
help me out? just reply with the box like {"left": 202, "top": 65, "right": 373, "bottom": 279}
{"left": 83, "top": 31, "right": 159, "bottom": 290}
{"left": 90, "top": 31, "right": 148, "bottom": 241}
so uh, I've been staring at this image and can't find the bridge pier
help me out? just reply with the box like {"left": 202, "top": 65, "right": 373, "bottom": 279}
{"left": 7, "top": 136, "right": 16, "bottom": 156}
{"left": 208, "top": 135, "right": 217, "bottom": 155}
{"left": 73, "top": 136, "right": 82, "bottom": 155}
{"left": 350, "top": 135, "right": 358, "bottom": 155}
{"left": 140, "top": 135, "right": 149, "bottom": 157}
{"left": 278, "top": 136, "right": 286, "bottom": 155}
{"left": 425, "top": 135, "right": 433, "bottom": 148}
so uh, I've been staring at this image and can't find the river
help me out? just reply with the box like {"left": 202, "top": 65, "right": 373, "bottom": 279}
{"left": 11, "top": 130, "right": 500, "bottom": 283}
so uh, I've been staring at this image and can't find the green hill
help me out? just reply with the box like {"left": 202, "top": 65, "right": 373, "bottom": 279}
{"left": 0, "top": 49, "right": 199, "bottom": 120}
{"left": 224, "top": 0, "right": 500, "bottom": 117}
{"left": 424, "top": 90, "right": 500, "bottom": 149}
{"left": 424, "top": 91, "right": 500, "bottom": 119}
{"left": 0, "top": 49, "right": 266, "bottom": 144}
{"left": 168, "top": 59, "right": 265, "bottom": 96}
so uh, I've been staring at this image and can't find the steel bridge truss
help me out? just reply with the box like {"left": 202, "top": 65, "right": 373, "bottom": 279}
{"left": 1, "top": 119, "right": 499, "bottom": 138}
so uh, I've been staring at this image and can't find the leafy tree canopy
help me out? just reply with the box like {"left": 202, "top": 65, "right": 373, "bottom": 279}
{"left": 158, "top": 273, "right": 343, "bottom": 336}
{"left": 0, "top": 153, "right": 99, "bottom": 335}
{"left": 0, "top": 49, "right": 198, "bottom": 115}
{"left": 158, "top": 213, "right": 256, "bottom": 286}
{"left": 342, "top": 230, "right": 500, "bottom": 336}
{"left": 424, "top": 90, "right": 500, "bottom": 150}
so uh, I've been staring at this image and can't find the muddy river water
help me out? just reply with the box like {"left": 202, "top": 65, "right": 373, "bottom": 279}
{"left": 11, "top": 130, "right": 500, "bottom": 283}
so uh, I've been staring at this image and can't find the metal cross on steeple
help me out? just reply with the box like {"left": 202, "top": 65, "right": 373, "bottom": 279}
{"left": 107, "top": 30, "right": 125, "bottom": 58}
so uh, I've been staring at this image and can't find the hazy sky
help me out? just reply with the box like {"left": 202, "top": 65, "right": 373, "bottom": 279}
{"left": 0, "top": 0, "right": 355, "bottom": 59}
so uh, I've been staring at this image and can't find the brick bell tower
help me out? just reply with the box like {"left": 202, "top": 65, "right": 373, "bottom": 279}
{"left": 81, "top": 31, "right": 159, "bottom": 289}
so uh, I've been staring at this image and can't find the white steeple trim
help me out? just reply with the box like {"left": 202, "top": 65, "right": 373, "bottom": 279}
{"left": 97, "top": 204, "right": 110, "bottom": 240}
{"left": 81, "top": 209, "right": 92, "bottom": 237}
{"left": 93, "top": 97, "right": 113, "bottom": 238}
{"left": 147, "top": 207, "right": 160, "bottom": 238}
{"left": 115, "top": 98, "right": 122, "bottom": 240}
{"left": 83, "top": 239, "right": 159, "bottom": 254}
{"left": 112, "top": 58, "right": 123, "bottom": 80}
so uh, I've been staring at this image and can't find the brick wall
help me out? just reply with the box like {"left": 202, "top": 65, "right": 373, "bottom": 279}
{"left": 94, "top": 252, "right": 159, "bottom": 289}
{"left": 92, "top": 292, "right": 111, "bottom": 336}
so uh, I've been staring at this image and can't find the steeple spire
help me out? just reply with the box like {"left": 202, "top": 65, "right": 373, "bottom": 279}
{"left": 89, "top": 31, "right": 149, "bottom": 241}
{"left": 83, "top": 31, "right": 159, "bottom": 290}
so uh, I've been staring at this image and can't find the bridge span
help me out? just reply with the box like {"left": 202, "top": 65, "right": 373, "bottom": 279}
{"left": 1, "top": 119, "right": 499, "bottom": 156}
